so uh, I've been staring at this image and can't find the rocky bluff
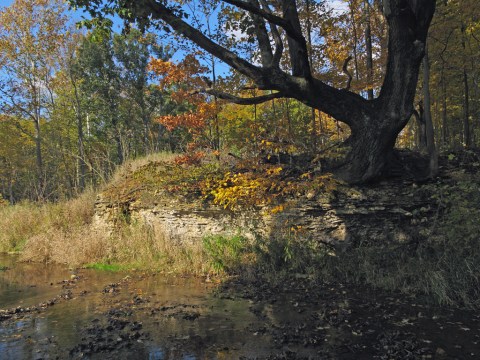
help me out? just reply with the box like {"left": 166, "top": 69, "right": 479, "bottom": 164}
{"left": 94, "top": 179, "right": 436, "bottom": 250}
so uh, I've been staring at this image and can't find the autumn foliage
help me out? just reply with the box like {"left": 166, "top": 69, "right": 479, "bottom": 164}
{"left": 149, "top": 55, "right": 218, "bottom": 133}
{"left": 201, "top": 162, "right": 339, "bottom": 211}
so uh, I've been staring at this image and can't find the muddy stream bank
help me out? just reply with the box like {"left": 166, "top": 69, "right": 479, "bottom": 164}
{"left": 0, "top": 254, "right": 479, "bottom": 359}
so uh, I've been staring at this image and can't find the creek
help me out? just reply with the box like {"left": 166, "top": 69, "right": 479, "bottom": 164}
{"left": 0, "top": 254, "right": 275, "bottom": 359}
{"left": 1, "top": 254, "right": 479, "bottom": 359}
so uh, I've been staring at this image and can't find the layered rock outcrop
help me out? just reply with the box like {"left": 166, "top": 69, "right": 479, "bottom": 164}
{"left": 94, "top": 180, "right": 435, "bottom": 249}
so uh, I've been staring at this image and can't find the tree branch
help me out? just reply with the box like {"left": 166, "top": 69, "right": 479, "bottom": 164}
{"left": 281, "top": 0, "right": 311, "bottom": 77}
{"left": 249, "top": 0, "right": 273, "bottom": 67}
{"left": 342, "top": 56, "right": 353, "bottom": 91}
{"left": 258, "top": 0, "right": 284, "bottom": 66}
{"left": 222, "top": 0, "right": 304, "bottom": 42}
{"left": 144, "top": 0, "right": 265, "bottom": 82}
{"left": 97, "top": 0, "right": 367, "bottom": 127}
{"left": 193, "top": 88, "right": 286, "bottom": 105}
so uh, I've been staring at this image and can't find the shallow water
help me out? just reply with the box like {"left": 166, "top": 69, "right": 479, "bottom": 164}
{"left": 0, "top": 255, "right": 273, "bottom": 359}
{"left": 1, "top": 255, "right": 479, "bottom": 359}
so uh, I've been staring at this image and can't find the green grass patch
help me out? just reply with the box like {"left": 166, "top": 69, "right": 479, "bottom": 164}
{"left": 84, "top": 263, "right": 128, "bottom": 272}
{"left": 0, "top": 265, "right": 8, "bottom": 271}
{"left": 203, "top": 234, "right": 251, "bottom": 273}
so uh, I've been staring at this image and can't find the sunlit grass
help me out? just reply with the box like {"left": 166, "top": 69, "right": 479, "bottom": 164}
{"left": 84, "top": 263, "right": 128, "bottom": 272}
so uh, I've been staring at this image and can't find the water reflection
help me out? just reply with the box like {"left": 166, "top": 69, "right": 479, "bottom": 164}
{"left": 0, "top": 255, "right": 273, "bottom": 359}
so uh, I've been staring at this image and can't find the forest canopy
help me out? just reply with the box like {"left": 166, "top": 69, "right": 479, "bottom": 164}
{"left": 1, "top": 0, "right": 479, "bottom": 201}
{"left": 69, "top": 0, "right": 436, "bottom": 183}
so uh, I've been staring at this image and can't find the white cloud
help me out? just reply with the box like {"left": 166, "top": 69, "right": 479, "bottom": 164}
{"left": 328, "top": 0, "right": 349, "bottom": 15}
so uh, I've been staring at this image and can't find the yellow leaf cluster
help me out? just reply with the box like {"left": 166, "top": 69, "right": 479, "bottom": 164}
{"left": 201, "top": 164, "right": 340, "bottom": 211}
{"left": 205, "top": 172, "right": 266, "bottom": 210}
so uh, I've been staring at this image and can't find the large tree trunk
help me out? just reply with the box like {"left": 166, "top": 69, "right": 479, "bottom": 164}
{"left": 340, "top": 113, "right": 401, "bottom": 183}
{"left": 72, "top": 79, "right": 87, "bottom": 192}
{"left": 306, "top": 0, "right": 317, "bottom": 151}
{"left": 336, "top": 1, "right": 435, "bottom": 182}
{"left": 111, "top": 108, "right": 124, "bottom": 165}
{"left": 460, "top": 22, "right": 471, "bottom": 148}
{"left": 441, "top": 66, "right": 448, "bottom": 148}
{"left": 115, "top": 129, "right": 124, "bottom": 165}
{"left": 142, "top": 111, "right": 150, "bottom": 155}
{"left": 364, "top": 0, "right": 374, "bottom": 100}
{"left": 422, "top": 47, "right": 438, "bottom": 178}
{"left": 348, "top": 0, "right": 360, "bottom": 81}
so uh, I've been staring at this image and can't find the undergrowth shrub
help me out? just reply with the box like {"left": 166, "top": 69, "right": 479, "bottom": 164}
{"left": 252, "top": 228, "right": 326, "bottom": 277}
{"left": 200, "top": 228, "right": 330, "bottom": 282}
{"left": 203, "top": 234, "right": 251, "bottom": 273}
{"left": 202, "top": 166, "right": 339, "bottom": 210}
{"left": 0, "top": 194, "right": 8, "bottom": 207}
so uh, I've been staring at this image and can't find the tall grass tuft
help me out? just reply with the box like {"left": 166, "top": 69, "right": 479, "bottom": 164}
{"left": 0, "top": 202, "right": 44, "bottom": 252}
{"left": 13, "top": 193, "right": 210, "bottom": 272}
{"left": 12, "top": 190, "right": 98, "bottom": 264}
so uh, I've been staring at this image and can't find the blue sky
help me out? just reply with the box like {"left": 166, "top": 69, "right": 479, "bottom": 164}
{"left": 0, "top": 0, "right": 123, "bottom": 30}
{"left": 0, "top": 0, "right": 14, "bottom": 7}
{"left": 0, "top": 0, "right": 349, "bottom": 78}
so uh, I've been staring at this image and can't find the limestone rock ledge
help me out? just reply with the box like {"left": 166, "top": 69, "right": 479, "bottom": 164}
{"left": 94, "top": 181, "right": 435, "bottom": 248}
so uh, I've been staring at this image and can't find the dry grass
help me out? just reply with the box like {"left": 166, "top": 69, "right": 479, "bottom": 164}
{"left": 1, "top": 153, "right": 207, "bottom": 270}
{"left": 0, "top": 152, "right": 211, "bottom": 272}
{"left": 20, "top": 225, "right": 108, "bottom": 266}
{"left": 20, "top": 220, "right": 210, "bottom": 272}
{"left": 0, "top": 189, "right": 94, "bottom": 256}
{"left": 101, "top": 222, "right": 209, "bottom": 274}
{"left": 6, "top": 189, "right": 98, "bottom": 263}
{"left": 14, "top": 187, "right": 209, "bottom": 272}
{"left": 0, "top": 202, "right": 43, "bottom": 252}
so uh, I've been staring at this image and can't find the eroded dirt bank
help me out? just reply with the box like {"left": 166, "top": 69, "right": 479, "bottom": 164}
{"left": 1, "top": 256, "right": 478, "bottom": 360}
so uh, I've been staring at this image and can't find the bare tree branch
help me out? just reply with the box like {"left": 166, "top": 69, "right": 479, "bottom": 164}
{"left": 342, "top": 56, "right": 353, "bottom": 91}
{"left": 249, "top": 0, "right": 273, "bottom": 67}
{"left": 259, "top": 0, "right": 284, "bottom": 66}
{"left": 144, "top": 0, "right": 265, "bottom": 82}
{"left": 222, "top": 0, "right": 304, "bottom": 42}
{"left": 280, "top": 0, "right": 311, "bottom": 77}
{"left": 192, "top": 88, "right": 286, "bottom": 105}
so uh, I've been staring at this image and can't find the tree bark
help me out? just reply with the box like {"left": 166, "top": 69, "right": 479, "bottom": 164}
{"left": 342, "top": 114, "right": 399, "bottom": 182}
{"left": 306, "top": 0, "right": 317, "bottom": 151}
{"left": 461, "top": 23, "right": 471, "bottom": 147}
{"left": 364, "top": 0, "right": 374, "bottom": 100}
{"left": 349, "top": 0, "right": 360, "bottom": 81}
{"left": 34, "top": 111, "right": 43, "bottom": 199}
{"left": 423, "top": 47, "right": 438, "bottom": 178}
{"left": 338, "top": 0, "right": 436, "bottom": 182}
{"left": 441, "top": 66, "right": 448, "bottom": 148}
{"left": 72, "top": 77, "right": 87, "bottom": 192}
{"left": 413, "top": 105, "right": 426, "bottom": 152}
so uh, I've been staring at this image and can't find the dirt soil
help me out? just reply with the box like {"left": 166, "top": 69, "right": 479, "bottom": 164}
{"left": 219, "top": 276, "right": 480, "bottom": 359}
